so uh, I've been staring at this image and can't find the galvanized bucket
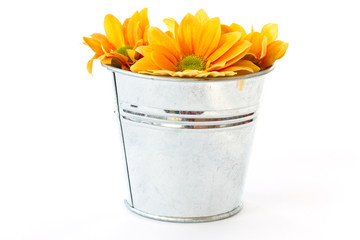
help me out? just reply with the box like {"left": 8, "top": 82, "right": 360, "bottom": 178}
{"left": 104, "top": 65, "right": 273, "bottom": 223}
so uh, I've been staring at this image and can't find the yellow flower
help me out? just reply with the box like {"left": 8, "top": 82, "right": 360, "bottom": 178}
{"left": 83, "top": 8, "right": 149, "bottom": 74}
{"left": 130, "top": 9, "right": 257, "bottom": 77}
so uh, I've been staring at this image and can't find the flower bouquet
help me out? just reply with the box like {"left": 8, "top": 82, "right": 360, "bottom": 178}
{"left": 83, "top": 9, "right": 288, "bottom": 223}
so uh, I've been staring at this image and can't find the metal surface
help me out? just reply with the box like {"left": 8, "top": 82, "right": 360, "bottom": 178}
{"left": 106, "top": 65, "right": 273, "bottom": 222}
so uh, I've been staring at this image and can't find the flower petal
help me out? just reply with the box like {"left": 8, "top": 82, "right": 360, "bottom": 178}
{"left": 259, "top": 40, "right": 288, "bottom": 68}
{"left": 86, "top": 54, "right": 99, "bottom": 75}
{"left": 173, "top": 70, "right": 201, "bottom": 77}
{"left": 90, "top": 33, "right": 113, "bottom": 45}
{"left": 220, "top": 59, "right": 260, "bottom": 73}
{"left": 229, "top": 23, "right": 247, "bottom": 40}
{"left": 177, "top": 13, "right": 196, "bottom": 55}
{"left": 245, "top": 32, "right": 267, "bottom": 59}
{"left": 148, "top": 27, "right": 181, "bottom": 59}
{"left": 206, "top": 61, "right": 226, "bottom": 71}
{"left": 139, "top": 8, "right": 149, "bottom": 30}
{"left": 99, "top": 56, "right": 112, "bottom": 65}
{"left": 212, "top": 40, "right": 251, "bottom": 65}
{"left": 127, "top": 11, "right": 141, "bottom": 46}
{"left": 143, "top": 25, "right": 150, "bottom": 45}
{"left": 208, "top": 32, "right": 241, "bottom": 63}
{"left": 111, "top": 58, "right": 123, "bottom": 68}
{"left": 163, "top": 17, "right": 179, "bottom": 37}
{"left": 83, "top": 37, "right": 103, "bottom": 55}
{"left": 134, "top": 39, "right": 144, "bottom": 49}
{"left": 261, "top": 23, "right": 278, "bottom": 44}
{"left": 135, "top": 45, "right": 146, "bottom": 56}
{"left": 150, "top": 51, "right": 176, "bottom": 71}
{"left": 134, "top": 21, "right": 143, "bottom": 45}
{"left": 221, "top": 41, "right": 252, "bottom": 68}
{"left": 103, "top": 52, "right": 129, "bottom": 66}
{"left": 221, "top": 65, "right": 253, "bottom": 72}
{"left": 198, "top": 17, "right": 221, "bottom": 57}
{"left": 87, "top": 59, "right": 94, "bottom": 74}
{"left": 196, "top": 71, "right": 236, "bottom": 77}
{"left": 165, "top": 31, "right": 174, "bottom": 38}
{"left": 142, "top": 45, "right": 178, "bottom": 65}
{"left": 130, "top": 57, "right": 160, "bottom": 72}
{"left": 221, "top": 24, "right": 233, "bottom": 34}
{"left": 104, "top": 14, "right": 125, "bottom": 48}
{"left": 127, "top": 49, "right": 136, "bottom": 62}
{"left": 122, "top": 18, "right": 130, "bottom": 45}
{"left": 234, "top": 60, "right": 261, "bottom": 72}
{"left": 195, "top": 9, "right": 210, "bottom": 25}
{"left": 149, "top": 70, "right": 176, "bottom": 76}
{"left": 100, "top": 39, "right": 116, "bottom": 54}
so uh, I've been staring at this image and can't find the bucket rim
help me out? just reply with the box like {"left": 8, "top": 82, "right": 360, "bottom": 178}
{"left": 102, "top": 63, "right": 274, "bottom": 82}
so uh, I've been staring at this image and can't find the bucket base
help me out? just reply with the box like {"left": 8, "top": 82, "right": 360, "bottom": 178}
{"left": 124, "top": 200, "right": 243, "bottom": 223}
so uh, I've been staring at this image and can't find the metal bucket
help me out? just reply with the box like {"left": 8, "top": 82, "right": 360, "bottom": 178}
{"left": 104, "top": 65, "right": 273, "bottom": 223}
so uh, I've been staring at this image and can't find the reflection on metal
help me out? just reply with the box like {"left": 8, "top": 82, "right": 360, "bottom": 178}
{"left": 121, "top": 106, "right": 256, "bottom": 129}
{"left": 125, "top": 200, "right": 243, "bottom": 223}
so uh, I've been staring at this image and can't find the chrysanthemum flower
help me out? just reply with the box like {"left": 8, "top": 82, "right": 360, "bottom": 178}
{"left": 83, "top": 8, "right": 149, "bottom": 74}
{"left": 222, "top": 22, "right": 288, "bottom": 69}
{"left": 130, "top": 9, "right": 259, "bottom": 77}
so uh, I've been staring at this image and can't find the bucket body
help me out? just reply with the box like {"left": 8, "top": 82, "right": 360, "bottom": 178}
{"left": 105, "top": 65, "right": 272, "bottom": 222}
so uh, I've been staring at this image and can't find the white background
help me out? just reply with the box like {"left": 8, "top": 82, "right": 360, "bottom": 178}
{"left": 1, "top": 0, "right": 360, "bottom": 239}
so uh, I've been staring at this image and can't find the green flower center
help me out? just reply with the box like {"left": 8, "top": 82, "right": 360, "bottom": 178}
{"left": 115, "top": 45, "right": 133, "bottom": 59}
{"left": 176, "top": 55, "right": 207, "bottom": 71}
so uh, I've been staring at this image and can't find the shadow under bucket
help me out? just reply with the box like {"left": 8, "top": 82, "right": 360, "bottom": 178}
{"left": 104, "top": 65, "right": 273, "bottom": 223}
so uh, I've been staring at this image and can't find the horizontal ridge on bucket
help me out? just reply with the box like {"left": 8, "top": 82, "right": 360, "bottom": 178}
{"left": 119, "top": 104, "right": 257, "bottom": 129}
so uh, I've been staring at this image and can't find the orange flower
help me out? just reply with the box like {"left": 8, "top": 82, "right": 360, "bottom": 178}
{"left": 246, "top": 23, "right": 288, "bottom": 68}
{"left": 130, "top": 9, "right": 258, "bottom": 77}
{"left": 83, "top": 8, "right": 149, "bottom": 74}
{"left": 259, "top": 40, "right": 289, "bottom": 69}
{"left": 223, "top": 23, "right": 288, "bottom": 68}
